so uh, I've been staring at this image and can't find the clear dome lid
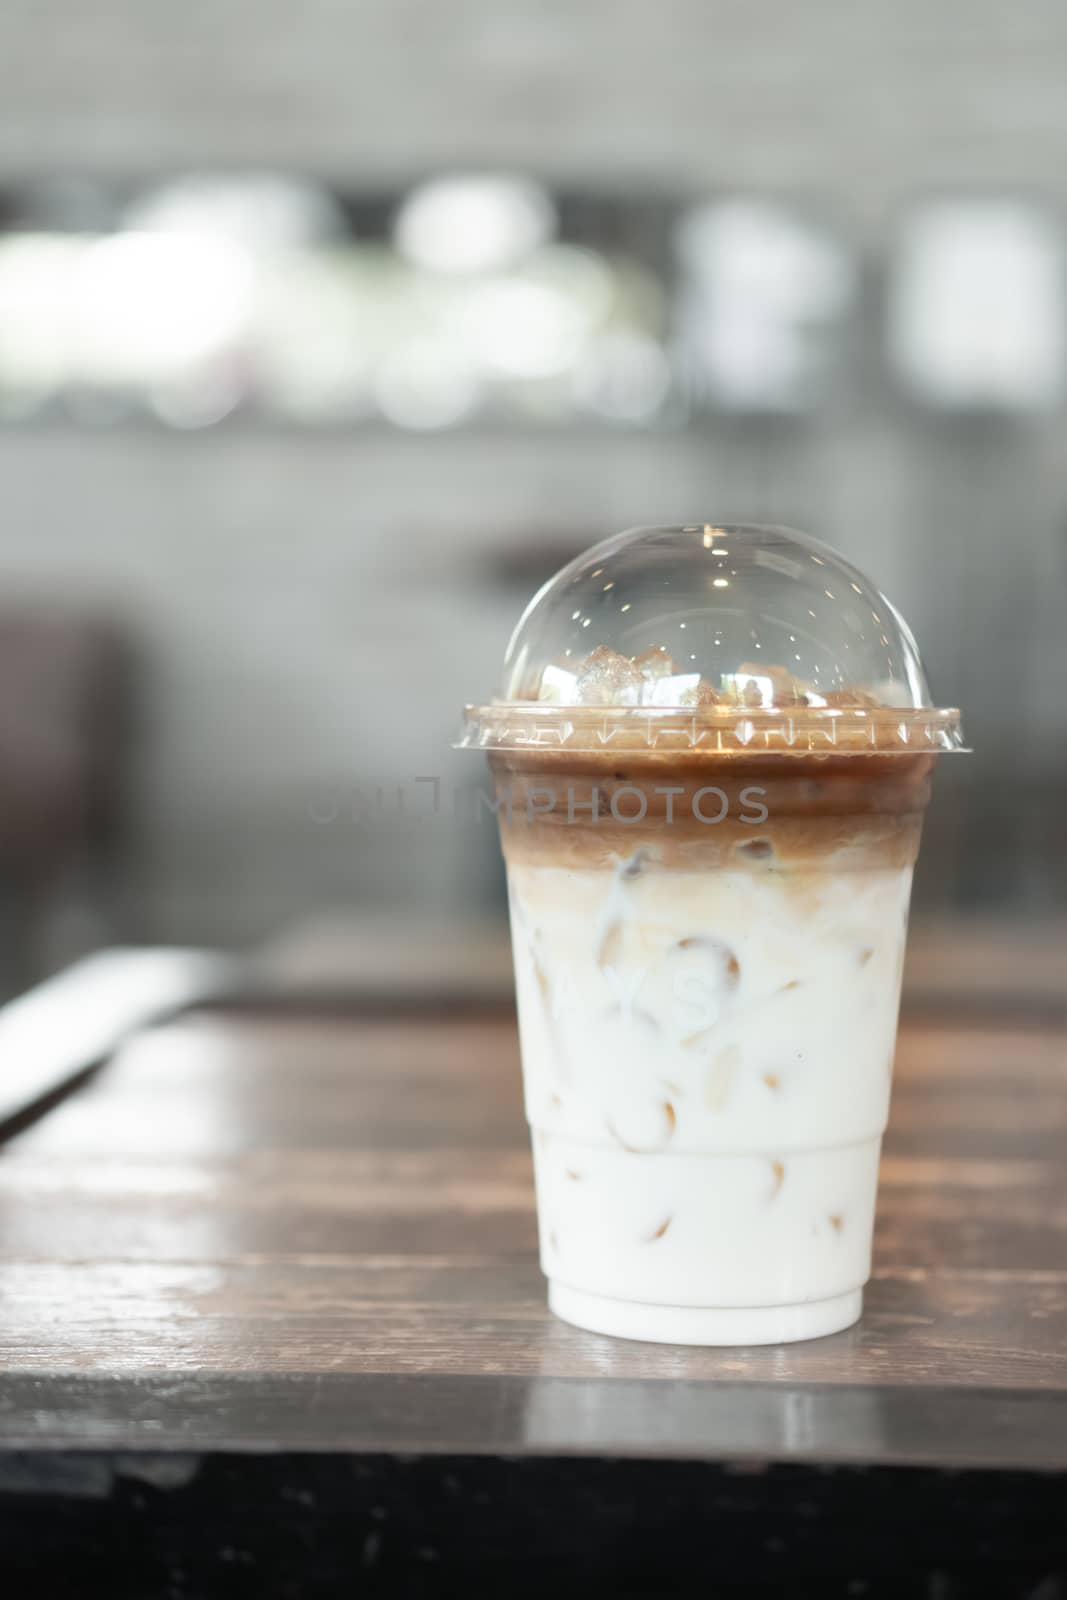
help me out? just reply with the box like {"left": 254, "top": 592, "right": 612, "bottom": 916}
{"left": 460, "top": 523, "right": 965, "bottom": 755}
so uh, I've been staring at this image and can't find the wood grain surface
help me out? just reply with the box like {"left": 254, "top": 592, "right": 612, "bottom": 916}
{"left": 1, "top": 1008, "right": 1065, "bottom": 1466}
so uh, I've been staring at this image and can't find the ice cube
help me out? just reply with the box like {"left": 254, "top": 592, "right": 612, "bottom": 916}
{"left": 745, "top": 663, "right": 808, "bottom": 705}
{"left": 634, "top": 646, "right": 677, "bottom": 682}
{"left": 574, "top": 645, "right": 644, "bottom": 705}
{"left": 649, "top": 672, "right": 702, "bottom": 706}
{"left": 635, "top": 647, "right": 695, "bottom": 706}
{"left": 539, "top": 663, "right": 579, "bottom": 702}
{"left": 725, "top": 663, "right": 807, "bottom": 707}
{"left": 741, "top": 677, "right": 768, "bottom": 708}
{"left": 694, "top": 680, "right": 722, "bottom": 708}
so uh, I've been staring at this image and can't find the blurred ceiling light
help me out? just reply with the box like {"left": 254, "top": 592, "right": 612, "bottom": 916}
{"left": 524, "top": 243, "right": 615, "bottom": 321}
{"left": 254, "top": 255, "right": 376, "bottom": 421}
{"left": 0, "top": 234, "right": 83, "bottom": 402}
{"left": 464, "top": 278, "right": 587, "bottom": 378}
{"left": 374, "top": 341, "right": 482, "bottom": 429}
{"left": 675, "top": 200, "right": 854, "bottom": 411}
{"left": 394, "top": 175, "right": 555, "bottom": 274}
{"left": 888, "top": 201, "right": 1064, "bottom": 410}
{"left": 74, "top": 232, "right": 253, "bottom": 383}
{"left": 572, "top": 331, "right": 671, "bottom": 422}
{"left": 123, "top": 175, "right": 346, "bottom": 251}
{"left": 151, "top": 367, "right": 242, "bottom": 429}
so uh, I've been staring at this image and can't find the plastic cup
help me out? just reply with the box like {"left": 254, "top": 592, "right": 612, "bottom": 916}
{"left": 458, "top": 524, "right": 965, "bottom": 1344}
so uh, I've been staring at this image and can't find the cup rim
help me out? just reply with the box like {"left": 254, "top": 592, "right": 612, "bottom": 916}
{"left": 456, "top": 701, "right": 967, "bottom": 756}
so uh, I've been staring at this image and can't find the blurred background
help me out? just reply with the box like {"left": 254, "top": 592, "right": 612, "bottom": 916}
{"left": 0, "top": 0, "right": 1065, "bottom": 1000}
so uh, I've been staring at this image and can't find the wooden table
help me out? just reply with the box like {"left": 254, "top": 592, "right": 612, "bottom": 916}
{"left": 1, "top": 1003, "right": 1066, "bottom": 1595}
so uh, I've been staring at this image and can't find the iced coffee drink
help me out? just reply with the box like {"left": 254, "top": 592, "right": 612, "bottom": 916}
{"left": 459, "top": 524, "right": 964, "bottom": 1344}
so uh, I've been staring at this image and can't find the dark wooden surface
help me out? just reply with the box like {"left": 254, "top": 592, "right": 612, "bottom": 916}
{"left": 1, "top": 1006, "right": 1066, "bottom": 1463}
{"left": 2, "top": 1001, "right": 1066, "bottom": 1595}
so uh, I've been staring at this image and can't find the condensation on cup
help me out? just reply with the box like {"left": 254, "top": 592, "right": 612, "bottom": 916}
{"left": 457, "top": 523, "right": 966, "bottom": 1345}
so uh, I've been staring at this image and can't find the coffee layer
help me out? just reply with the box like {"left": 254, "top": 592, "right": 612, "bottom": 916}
{"left": 491, "top": 751, "right": 933, "bottom": 872}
